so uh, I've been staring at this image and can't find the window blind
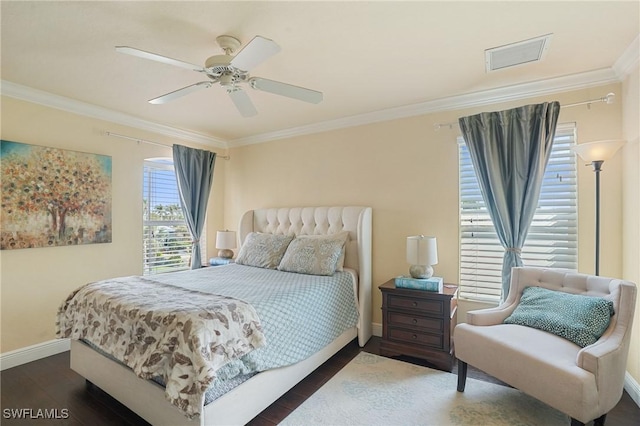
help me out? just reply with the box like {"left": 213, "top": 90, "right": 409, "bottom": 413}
{"left": 458, "top": 123, "right": 577, "bottom": 302}
{"left": 142, "top": 160, "right": 206, "bottom": 275}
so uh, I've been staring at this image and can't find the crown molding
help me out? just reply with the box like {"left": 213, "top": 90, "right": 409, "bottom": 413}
{"left": 1, "top": 62, "right": 624, "bottom": 150}
{"left": 0, "top": 81, "right": 228, "bottom": 149}
{"left": 613, "top": 34, "right": 640, "bottom": 78}
{"left": 229, "top": 67, "right": 620, "bottom": 147}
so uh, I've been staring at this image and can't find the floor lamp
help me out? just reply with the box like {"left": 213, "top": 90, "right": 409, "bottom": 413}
{"left": 571, "top": 140, "right": 625, "bottom": 276}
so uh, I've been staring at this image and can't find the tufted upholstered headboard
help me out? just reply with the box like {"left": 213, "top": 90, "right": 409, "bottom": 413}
{"left": 238, "top": 206, "right": 373, "bottom": 346}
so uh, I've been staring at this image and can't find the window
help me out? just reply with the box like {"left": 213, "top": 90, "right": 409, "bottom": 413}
{"left": 459, "top": 123, "right": 577, "bottom": 302}
{"left": 142, "top": 159, "right": 205, "bottom": 275}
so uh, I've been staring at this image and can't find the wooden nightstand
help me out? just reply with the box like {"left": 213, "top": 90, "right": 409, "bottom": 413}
{"left": 379, "top": 279, "right": 458, "bottom": 372}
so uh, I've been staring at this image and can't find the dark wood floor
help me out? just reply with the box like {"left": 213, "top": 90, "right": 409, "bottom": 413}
{"left": 1, "top": 337, "right": 639, "bottom": 425}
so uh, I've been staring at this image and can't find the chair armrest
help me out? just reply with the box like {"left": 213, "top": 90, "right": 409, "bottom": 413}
{"left": 576, "top": 326, "right": 628, "bottom": 410}
{"left": 465, "top": 267, "right": 529, "bottom": 326}
{"left": 578, "top": 281, "right": 637, "bottom": 376}
{"left": 466, "top": 302, "right": 518, "bottom": 326}
{"left": 577, "top": 329, "right": 622, "bottom": 373}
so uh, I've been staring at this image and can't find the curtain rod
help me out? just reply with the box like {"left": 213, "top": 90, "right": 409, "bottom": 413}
{"left": 105, "top": 131, "right": 230, "bottom": 160}
{"left": 433, "top": 92, "right": 616, "bottom": 131}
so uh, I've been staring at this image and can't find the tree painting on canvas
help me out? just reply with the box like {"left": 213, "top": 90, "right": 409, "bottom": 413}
{"left": 1, "top": 140, "right": 112, "bottom": 249}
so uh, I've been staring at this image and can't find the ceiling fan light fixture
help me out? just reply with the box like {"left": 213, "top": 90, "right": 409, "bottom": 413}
{"left": 485, "top": 33, "right": 552, "bottom": 72}
{"left": 219, "top": 73, "right": 246, "bottom": 86}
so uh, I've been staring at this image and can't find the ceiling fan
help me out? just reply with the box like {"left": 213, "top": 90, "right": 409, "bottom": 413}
{"left": 116, "top": 35, "right": 323, "bottom": 117}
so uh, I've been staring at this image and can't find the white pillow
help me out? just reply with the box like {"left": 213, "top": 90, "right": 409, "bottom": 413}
{"left": 278, "top": 232, "right": 349, "bottom": 276}
{"left": 235, "top": 232, "right": 294, "bottom": 269}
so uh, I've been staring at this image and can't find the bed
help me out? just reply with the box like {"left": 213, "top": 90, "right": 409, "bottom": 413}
{"left": 62, "top": 206, "right": 372, "bottom": 425}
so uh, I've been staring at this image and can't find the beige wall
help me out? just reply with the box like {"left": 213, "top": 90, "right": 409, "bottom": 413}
{"left": 225, "top": 82, "right": 626, "bottom": 330}
{"left": 1, "top": 80, "right": 634, "bottom": 383}
{"left": 621, "top": 64, "right": 640, "bottom": 383}
{"left": 0, "top": 97, "right": 226, "bottom": 352}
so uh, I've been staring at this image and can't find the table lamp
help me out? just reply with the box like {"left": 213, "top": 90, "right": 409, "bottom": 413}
{"left": 215, "top": 230, "right": 236, "bottom": 259}
{"left": 406, "top": 235, "right": 438, "bottom": 279}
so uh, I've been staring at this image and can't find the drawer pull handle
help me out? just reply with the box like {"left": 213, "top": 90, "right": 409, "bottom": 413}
{"left": 412, "top": 301, "right": 418, "bottom": 307}
{"left": 412, "top": 319, "right": 418, "bottom": 324}
{"left": 412, "top": 334, "right": 417, "bottom": 339}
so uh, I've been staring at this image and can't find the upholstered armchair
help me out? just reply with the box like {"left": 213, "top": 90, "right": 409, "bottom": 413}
{"left": 454, "top": 267, "right": 637, "bottom": 426}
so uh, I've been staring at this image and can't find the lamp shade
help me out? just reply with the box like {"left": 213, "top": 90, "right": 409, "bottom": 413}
{"left": 571, "top": 140, "right": 625, "bottom": 162}
{"left": 215, "top": 230, "right": 236, "bottom": 249}
{"left": 406, "top": 236, "right": 438, "bottom": 266}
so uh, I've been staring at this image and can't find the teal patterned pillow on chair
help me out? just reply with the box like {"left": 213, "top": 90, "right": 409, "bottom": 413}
{"left": 504, "top": 286, "right": 614, "bottom": 348}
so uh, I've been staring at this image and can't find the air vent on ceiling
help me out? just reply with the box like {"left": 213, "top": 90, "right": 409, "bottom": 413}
{"left": 485, "top": 34, "right": 552, "bottom": 72}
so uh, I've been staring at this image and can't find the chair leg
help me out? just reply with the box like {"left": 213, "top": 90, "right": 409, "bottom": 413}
{"left": 457, "top": 360, "right": 467, "bottom": 392}
{"left": 594, "top": 414, "right": 606, "bottom": 426}
{"left": 571, "top": 413, "right": 606, "bottom": 426}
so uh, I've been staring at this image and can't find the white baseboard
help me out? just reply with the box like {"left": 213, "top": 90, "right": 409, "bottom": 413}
{"left": 371, "top": 322, "right": 382, "bottom": 338}
{"left": 0, "top": 339, "right": 70, "bottom": 371}
{"left": 625, "top": 371, "right": 640, "bottom": 408}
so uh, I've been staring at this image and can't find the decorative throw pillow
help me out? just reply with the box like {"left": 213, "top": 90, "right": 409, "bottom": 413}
{"left": 503, "top": 286, "right": 615, "bottom": 348}
{"left": 278, "top": 232, "right": 349, "bottom": 276}
{"left": 235, "top": 232, "right": 294, "bottom": 269}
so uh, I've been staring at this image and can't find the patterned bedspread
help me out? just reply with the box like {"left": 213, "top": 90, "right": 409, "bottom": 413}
{"left": 56, "top": 276, "right": 266, "bottom": 418}
{"left": 149, "top": 264, "right": 359, "bottom": 384}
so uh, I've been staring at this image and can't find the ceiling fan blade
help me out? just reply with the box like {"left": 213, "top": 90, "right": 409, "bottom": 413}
{"left": 227, "top": 88, "right": 257, "bottom": 117}
{"left": 149, "top": 81, "right": 212, "bottom": 104}
{"left": 116, "top": 46, "right": 205, "bottom": 72}
{"left": 249, "top": 77, "right": 323, "bottom": 104}
{"left": 230, "top": 36, "right": 281, "bottom": 72}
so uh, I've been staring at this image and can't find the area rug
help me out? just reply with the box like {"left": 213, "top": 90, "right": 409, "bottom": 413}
{"left": 280, "top": 352, "right": 567, "bottom": 426}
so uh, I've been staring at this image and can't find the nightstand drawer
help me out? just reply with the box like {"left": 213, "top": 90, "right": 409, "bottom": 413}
{"left": 387, "top": 312, "right": 443, "bottom": 332}
{"left": 387, "top": 294, "right": 444, "bottom": 315}
{"left": 387, "top": 327, "right": 444, "bottom": 349}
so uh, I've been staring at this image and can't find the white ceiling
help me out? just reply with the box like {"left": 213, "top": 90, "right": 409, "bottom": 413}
{"left": 1, "top": 1, "right": 638, "bottom": 147}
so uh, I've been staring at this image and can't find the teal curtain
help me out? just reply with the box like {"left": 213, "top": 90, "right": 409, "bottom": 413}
{"left": 172, "top": 145, "right": 216, "bottom": 269}
{"left": 458, "top": 102, "right": 560, "bottom": 300}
